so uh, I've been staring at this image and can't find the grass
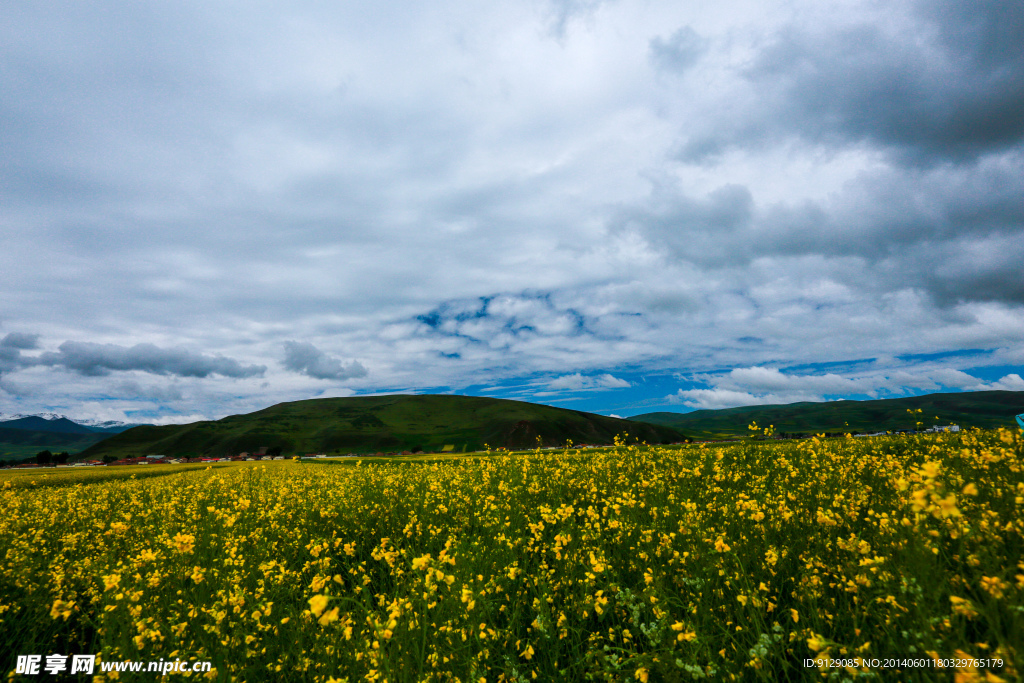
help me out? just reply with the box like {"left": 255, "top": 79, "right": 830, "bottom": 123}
{"left": 0, "top": 462, "right": 240, "bottom": 490}
{"left": 631, "top": 389, "right": 1024, "bottom": 438}
{"left": 1, "top": 430, "right": 1021, "bottom": 682}
{"left": 78, "top": 394, "right": 688, "bottom": 462}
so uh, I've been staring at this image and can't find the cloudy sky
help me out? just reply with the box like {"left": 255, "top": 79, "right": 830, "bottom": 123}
{"left": 2, "top": 0, "right": 1023, "bottom": 424}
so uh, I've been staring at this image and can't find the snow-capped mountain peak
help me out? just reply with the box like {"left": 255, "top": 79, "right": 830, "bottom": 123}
{"left": 0, "top": 413, "right": 143, "bottom": 433}
{"left": 77, "top": 419, "right": 134, "bottom": 429}
{"left": 0, "top": 412, "right": 70, "bottom": 421}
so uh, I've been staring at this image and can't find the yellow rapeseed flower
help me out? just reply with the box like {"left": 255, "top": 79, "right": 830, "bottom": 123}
{"left": 979, "top": 576, "right": 1008, "bottom": 600}
{"left": 171, "top": 532, "right": 195, "bottom": 554}
{"left": 936, "top": 494, "right": 961, "bottom": 518}
{"left": 949, "top": 596, "right": 978, "bottom": 618}
{"left": 308, "top": 594, "right": 330, "bottom": 618}
{"left": 50, "top": 599, "right": 74, "bottom": 620}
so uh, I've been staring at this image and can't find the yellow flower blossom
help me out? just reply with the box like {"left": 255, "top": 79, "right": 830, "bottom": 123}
{"left": 807, "top": 633, "right": 827, "bottom": 652}
{"left": 936, "top": 493, "right": 961, "bottom": 518}
{"left": 308, "top": 594, "right": 330, "bottom": 618}
{"left": 102, "top": 573, "right": 121, "bottom": 591}
{"left": 171, "top": 532, "right": 195, "bottom": 554}
{"left": 317, "top": 607, "right": 339, "bottom": 627}
{"left": 949, "top": 596, "right": 978, "bottom": 618}
{"left": 50, "top": 599, "right": 74, "bottom": 620}
{"left": 979, "top": 576, "right": 1008, "bottom": 600}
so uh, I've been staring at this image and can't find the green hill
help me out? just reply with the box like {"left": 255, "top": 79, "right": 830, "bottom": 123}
{"left": 0, "top": 427, "right": 108, "bottom": 462}
{"left": 78, "top": 394, "right": 689, "bottom": 461}
{"left": 628, "top": 390, "right": 1024, "bottom": 438}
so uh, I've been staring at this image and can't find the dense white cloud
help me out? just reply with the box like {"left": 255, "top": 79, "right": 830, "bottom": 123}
{"left": 990, "top": 374, "right": 1024, "bottom": 392}
{"left": 0, "top": 0, "right": 1021, "bottom": 420}
{"left": 669, "top": 388, "right": 790, "bottom": 410}
{"left": 671, "top": 366, "right": 1024, "bottom": 410}
{"left": 714, "top": 367, "right": 871, "bottom": 395}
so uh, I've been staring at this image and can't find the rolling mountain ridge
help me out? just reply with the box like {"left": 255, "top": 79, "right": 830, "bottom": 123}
{"left": 77, "top": 394, "right": 690, "bottom": 461}
{"left": 629, "top": 390, "right": 1024, "bottom": 438}
{"left": 0, "top": 416, "right": 99, "bottom": 435}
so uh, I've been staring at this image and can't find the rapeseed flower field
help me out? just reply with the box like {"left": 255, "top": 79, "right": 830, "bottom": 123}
{"left": 1, "top": 429, "right": 1021, "bottom": 682}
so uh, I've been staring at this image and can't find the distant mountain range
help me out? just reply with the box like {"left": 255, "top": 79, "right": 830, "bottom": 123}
{"left": 0, "top": 414, "right": 143, "bottom": 434}
{"left": 629, "top": 390, "right": 1024, "bottom": 438}
{"left": 0, "top": 414, "right": 149, "bottom": 461}
{"left": 77, "top": 395, "right": 689, "bottom": 461}
{"left": 0, "top": 415, "right": 102, "bottom": 435}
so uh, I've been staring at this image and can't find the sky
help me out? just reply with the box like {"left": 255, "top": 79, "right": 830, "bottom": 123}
{"left": 2, "top": 0, "right": 1023, "bottom": 424}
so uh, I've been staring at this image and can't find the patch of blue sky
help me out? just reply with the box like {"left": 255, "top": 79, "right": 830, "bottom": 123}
{"left": 446, "top": 371, "right": 688, "bottom": 417}
{"left": 779, "top": 358, "right": 880, "bottom": 374}
{"left": 895, "top": 349, "right": 993, "bottom": 363}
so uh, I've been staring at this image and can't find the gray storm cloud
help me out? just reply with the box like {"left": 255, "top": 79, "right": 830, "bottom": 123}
{"left": 1, "top": 333, "right": 41, "bottom": 374}
{"left": 630, "top": 0, "right": 1024, "bottom": 308}
{"left": 1, "top": 333, "right": 40, "bottom": 350}
{"left": 35, "top": 342, "right": 266, "bottom": 378}
{"left": 626, "top": 156, "right": 1024, "bottom": 307}
{"left": 282, "top": 341, "right": 368, "bottom": 381}
{"left": 673, "top": 0, "right": 1024, "bottom": 164}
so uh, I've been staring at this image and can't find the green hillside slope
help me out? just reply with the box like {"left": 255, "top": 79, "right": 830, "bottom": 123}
{"left": 78, "top": 394, "right": 689, "bottom": 461}
{"left": 0, "top": 428, "right": 108, "bottom": 461}
{"left": 629, "top": 390, "right": 1024, "bottom": 438}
